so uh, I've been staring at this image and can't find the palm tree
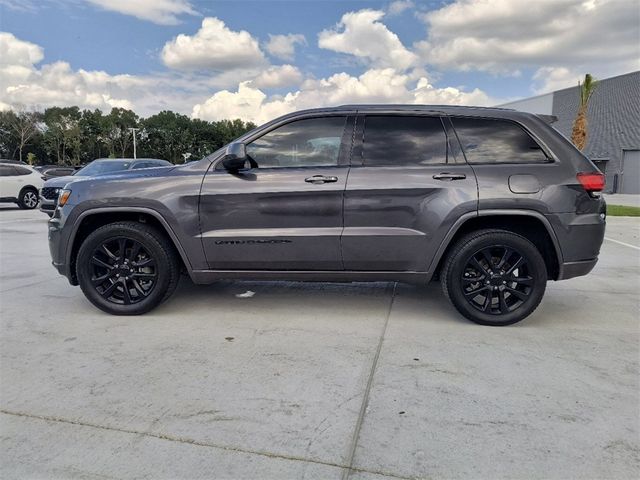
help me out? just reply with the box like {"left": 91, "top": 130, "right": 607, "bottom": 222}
{"left": 571, "top": 74, "right": 598, "bottom": 151}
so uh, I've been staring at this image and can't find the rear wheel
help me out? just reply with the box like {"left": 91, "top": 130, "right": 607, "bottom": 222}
{"left": 76, "top": 222, "right": 180, "bottom": 315}
{"left": 441, "top": 229, "right": 547, "bottom": 326}
{"left": 18, "top": 188, "right": 39, "bottom": 209}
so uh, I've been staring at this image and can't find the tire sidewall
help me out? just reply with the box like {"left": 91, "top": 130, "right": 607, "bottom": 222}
{"left": 76, "top": 225, "right": 173, "bottom": 315}
{"left": 446, "top": 232, "right": 547, "bottom": 326}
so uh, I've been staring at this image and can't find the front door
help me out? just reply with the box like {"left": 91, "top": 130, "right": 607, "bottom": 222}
{"left": 199, "top": 115, "right": 354, "bottom": 270}
{"left": 343, "top": 113, "right": 478, "bottom": 272}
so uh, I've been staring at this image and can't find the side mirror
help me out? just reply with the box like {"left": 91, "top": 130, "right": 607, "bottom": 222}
{"left": 222, "top": 142, "right": 248, "bottom": 170}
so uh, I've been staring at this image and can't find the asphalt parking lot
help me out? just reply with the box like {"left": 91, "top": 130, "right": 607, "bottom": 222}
{"left": 0, "top": 206, "right": 638, "bottom": 479}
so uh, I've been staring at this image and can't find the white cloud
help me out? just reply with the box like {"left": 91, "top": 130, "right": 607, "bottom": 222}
{"left": 161, "top": 17, "right": 267, "bottom": 71}
{"left": 86, "top": 0, "right": 197, "bottom": 25}
{"left": 416, "top": 0, "right": 640, "bottom": 77}
{"left": 387, "top": 0, "right": 414, "bottom": 16}
{"left": 264, "top": 34, "right": 306, "bottom": 61}
{"left": 249, "top": 65, "right": 303, "bottom": 89}
{"left": 531, "top": 66, "right": 585, "bottom": 94}
{"left": 0, "top": 32, "right": 44, "bottom": 66}
{"left": 318, "top": 9, "right": 417, "bottom": 70}
{"left": 192, "top": 68, "right": 492, "bottom": 124}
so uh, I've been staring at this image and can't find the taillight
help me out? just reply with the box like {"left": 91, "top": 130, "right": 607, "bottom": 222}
{"left": 577, "top": 172, "right": 605, "bottom": 192}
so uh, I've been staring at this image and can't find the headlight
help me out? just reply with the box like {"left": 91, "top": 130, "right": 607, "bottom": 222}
{"left": 58, "top": 189, "right": 72, "bottom": 207}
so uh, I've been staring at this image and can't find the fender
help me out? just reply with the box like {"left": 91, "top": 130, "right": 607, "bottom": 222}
{"left": 426, "top": 209, "right": 565, "bottom": 279}
{"left": 65, "top": 206, "right": 196, "bottom": 281}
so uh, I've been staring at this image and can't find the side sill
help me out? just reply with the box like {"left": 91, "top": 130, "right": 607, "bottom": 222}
{"left": 190, "top": 270, "right": 431, "bottom": 285}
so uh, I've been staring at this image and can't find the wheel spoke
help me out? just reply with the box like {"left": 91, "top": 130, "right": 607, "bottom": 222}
{"left": 498, "top": 290, "right": 509, "bottom": 313}
{"left": 101, "top": 245, "right": 117, "bottom": 260}
{"left": 462, "top": 275, "right": 484, "bottom": 283}
{"left": 131, "top": 272, "right": 156, "bottom": 280}
{"left": 470, "top": 257, "right": 490, "bottom": 275}
{"left": 497, "top": 248, "right": 512, "bottom": 270}
{"left": 481, "top": 249, "right": 495, "bottom": 268}
{"left": 117, "top": 238, "right": 127, "bottom": 261}
{"left": 464, "top": 285, "right": 489, "bottom": 297}
{"left": 121, "top": 280, "right": 132, "bottom": 305}
{"left": 480, "top": 292, "right": 492, "bottom": 311}
{"left": 506, "top": 256, "right": 525, "bottom": 275}
{"left": 128, "top": 243, "right": 142, "bottom": 261}
{"left": 132, "top": 258, "right": 154, "bottom": 268}
{"left": 506, "top": 287, "right": 528, "bottom": 300}
{"left": 131, "top": 279, "right": 148, "bottom": 297}
{"left": 100, "top": 281, "right": 118, "bottom": 299}
{"left": 91, "top": 256, "right": 113, "bottom": 270}
{"left": 91, "top": 272, "right": 112, "bottom": 285}
{"left": 514, "top": 276, "right": 534, "bottom": 286}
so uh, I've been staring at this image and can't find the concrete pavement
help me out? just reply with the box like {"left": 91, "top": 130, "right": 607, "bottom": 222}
{"left": 0, "top": 207, "right": 638, "bottom": 479}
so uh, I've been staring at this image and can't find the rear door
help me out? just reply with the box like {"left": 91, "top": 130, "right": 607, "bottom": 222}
{"left": 199, "top": 114, "right": 354, "bottom": 270}
{"left": 342, "top": 113, "right": 478, "bottom": 271}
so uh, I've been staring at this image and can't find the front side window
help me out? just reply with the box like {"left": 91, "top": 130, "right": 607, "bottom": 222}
{"left": 247, "top": 116, "right": 346, "bottom": 168}
{"left": 452, "top": 118, "right": 549, "bottom": 164}
{"left": 362, "top": 116, "right": 448, "bottom": 166}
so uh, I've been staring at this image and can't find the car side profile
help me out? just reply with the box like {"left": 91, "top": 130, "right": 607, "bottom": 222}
{"left": 39, "top": 158, "right": 172, "bottom": 216}
{"left": 0, "top": 163, "right": 43, "bottom": 209}
{"left": 47, "top": 106, "right": 606, "bottom": 325}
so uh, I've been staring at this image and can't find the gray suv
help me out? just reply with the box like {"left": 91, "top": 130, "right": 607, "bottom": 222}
{"left": 47, "top": 106, "right": 606, "bottom": 325}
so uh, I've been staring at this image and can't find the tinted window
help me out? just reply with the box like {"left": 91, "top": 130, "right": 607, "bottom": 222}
{"left": 14, "top": 166, "right": 31, "bottom": 175}
{"left": 452, "top": 118, "right": 549, "bottom": 164}
{"left": 76, "top": 160, "right": 131, "bottom": 176}
{"left": 132, "top": 162, "right": 150, "bottom": 169}
{"left": 363, "top": 116, "right": 447, "bottom": 166}
{"left": 247, "top": 117, "right": 346, "bottom": 168}
{"left": 0, "top": 166, "right": 15, "bottom": 177}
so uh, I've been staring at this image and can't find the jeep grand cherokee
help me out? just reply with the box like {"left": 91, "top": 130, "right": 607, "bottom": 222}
{"left": 47, "top": 105, "right": 606, "bottom": 325}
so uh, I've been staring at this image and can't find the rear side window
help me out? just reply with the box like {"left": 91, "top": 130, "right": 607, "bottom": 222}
{"left": 363, "top": 116, "right": 447, "bottom": 166}
{"left": 13, "top": 166, "right": 32, "bottom": 175}
{"left": 451, "top": 118, "right": 549, "bottom": 164}
{"left": 0, "top": 166, "right": 15, "bottom": 176}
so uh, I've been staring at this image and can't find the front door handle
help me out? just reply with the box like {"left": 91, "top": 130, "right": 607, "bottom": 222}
{"left": 433, "top": 173, "right": 467, "bottom": 181}
{"left": 305, "top": 175, "right": 338, "bottom": 184}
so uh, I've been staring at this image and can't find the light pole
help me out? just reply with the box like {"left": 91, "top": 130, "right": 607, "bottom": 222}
{"left": 129, "top": 127, "right": 139, "bottom": 159}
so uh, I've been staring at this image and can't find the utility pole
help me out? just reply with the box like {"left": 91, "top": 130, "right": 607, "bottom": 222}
{"left": 129, "top": 127, "right": 139, "bottom": 159}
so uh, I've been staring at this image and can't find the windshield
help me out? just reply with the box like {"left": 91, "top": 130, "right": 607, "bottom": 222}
{"left": 76, "top": 160, "right": 131, "bottom": 176}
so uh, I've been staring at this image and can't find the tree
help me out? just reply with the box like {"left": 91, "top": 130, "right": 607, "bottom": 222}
{"left": 571, "top": 73, "right": 598, "bottom": 151}
{"left": 43, "top": 107, "right": 82, "bottom": 164}
{"left": 7, "top": 110, "right": 43, "bottom": 162}
{"left": 102, "top": 108, "right": 139, "bottom": 158}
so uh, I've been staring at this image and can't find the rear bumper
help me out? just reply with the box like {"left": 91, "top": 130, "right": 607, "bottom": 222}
{"left": 557, "top": 258, "right": 598, "bottom": 280}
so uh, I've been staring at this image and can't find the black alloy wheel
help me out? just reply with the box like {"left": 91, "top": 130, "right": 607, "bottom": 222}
{"left": 461, "top": 245, "right": 533, "bottom": 315}
{"left": 442, "top": 229, "right": 547, "bottom": 326}
{"left": 90, "top": 237, "right": 158, "bottom": 305}
{"left": 76, "top": 222, "right": 180, "bottom": 315}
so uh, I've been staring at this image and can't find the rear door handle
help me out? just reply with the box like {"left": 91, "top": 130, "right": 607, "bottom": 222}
{"left": 433, "top": 173, "right": 467, "bottom": 181}
{"left": 305, "top": 175, "right": 338, "bottom": 184}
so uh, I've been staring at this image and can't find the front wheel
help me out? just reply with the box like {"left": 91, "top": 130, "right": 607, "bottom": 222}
{"left": 441, "top": 229, "right": 547, "bottom": 326}
{"left": 18, "top": 188, "right": 39, "bottom": 209}
{"left": 76, "top": 222, "right": 180, "bottom": 315}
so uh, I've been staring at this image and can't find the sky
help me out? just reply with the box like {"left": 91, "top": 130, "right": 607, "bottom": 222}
{"left": 0, "top": 0, "right": 638, "bottom": 123}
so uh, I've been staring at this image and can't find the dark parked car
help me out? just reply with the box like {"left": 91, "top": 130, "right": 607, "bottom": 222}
{"left": 41, "top": 166, "right": 77, "bottom": 181}
{"left": 47, "top": 106, "right": 606, "bottom": 325}
{"left": 40, "top": 158, "right": 171, "bottom": 216}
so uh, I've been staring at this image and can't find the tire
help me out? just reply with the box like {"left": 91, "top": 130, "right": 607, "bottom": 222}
{"left": 441, "top": 229, "right": 547, "bottom": 326}
{"left": 18, "top": 188, "right": 39, "bottom": 209}
{"left": 76, "top": 221, "right": 180, "bottom": 315}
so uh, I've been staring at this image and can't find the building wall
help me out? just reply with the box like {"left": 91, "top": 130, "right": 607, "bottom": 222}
{"left": 498, "top": 71, "right": 640, "bottom": 193}
{"left": 499, "top": 92, "right": 554, "bottom": 115}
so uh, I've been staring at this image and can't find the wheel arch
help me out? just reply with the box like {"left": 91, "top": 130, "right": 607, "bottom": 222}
{"left": 430, "top": 210, "right": 564, "bottom": 281}
{"left": 66, "top": 207, "right": 193, "bottom": 285}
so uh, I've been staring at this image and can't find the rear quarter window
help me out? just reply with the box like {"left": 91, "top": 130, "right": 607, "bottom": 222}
{"left": 452, "top": 117, "right": 549, "bottom": 164}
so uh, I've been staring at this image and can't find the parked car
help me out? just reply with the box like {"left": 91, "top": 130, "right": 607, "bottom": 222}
{"left": 0, "top": 162, "right": 43, "bottom": 209}
{"left": 40, "top": 158, "right": 171, "bottom": 216}
{"left": 41, "top": 166, "right": 78, "bottom": 181}
{"left": 47, "top": 106, "right": 606, "bottom": 325}
{"left": 0, "top": 159, "right": 28, "bottom": 165}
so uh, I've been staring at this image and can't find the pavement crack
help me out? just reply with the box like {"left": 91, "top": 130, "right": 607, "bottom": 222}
{"left": 341, "top": 282, "right": 397, "bottom": 480}
{"left": 0, "top": 408, "right": 414, "bottom": 480}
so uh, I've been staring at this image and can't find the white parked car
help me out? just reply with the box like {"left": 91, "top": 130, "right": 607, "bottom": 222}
{"left": 0, "top": 162, "right": 44, "bottom": 209}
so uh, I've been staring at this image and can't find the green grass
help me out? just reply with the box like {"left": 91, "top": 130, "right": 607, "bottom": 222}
{"left": 607, "top": 204, "right": 640, "bottom": 217}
